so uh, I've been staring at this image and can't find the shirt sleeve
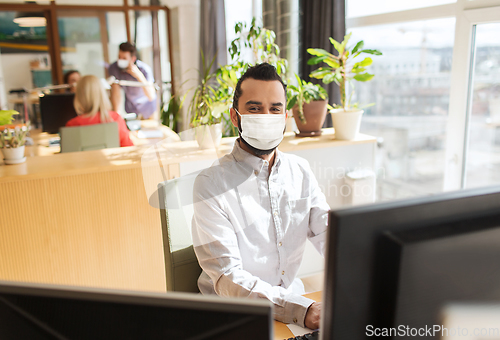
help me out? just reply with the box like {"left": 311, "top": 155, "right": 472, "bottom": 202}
{"left": 304, "top": 161, "right": 330, "bottom": 256}
{"left": 192, "top": 173, "right": 315, "bottom": 327}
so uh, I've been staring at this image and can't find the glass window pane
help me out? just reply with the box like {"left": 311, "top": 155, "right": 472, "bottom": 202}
{"left": 465, "top": 23, "right": 500, "bottom": 189}
{"left": 128, "top": 10, "right": 153, "bottom": 69}
{"left": 58, "top": 14, "right": 106, "bottom": 80}
{"left": 0, "top": 11, "right": 50, "bottom": 103}
{"left": 348, "top": 18, "right": 455, "bottom": 201}
{"left": 106, "top": 11, "right": 128, "bottom": 66}
{"left": 347, "top": 0, "right": 456, "bottom": 18}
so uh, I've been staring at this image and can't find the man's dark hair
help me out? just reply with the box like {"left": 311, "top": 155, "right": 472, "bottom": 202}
{"left": 232, "top": 63, "right": 287, "bottom": 111}
{"left": 63, "top": 70, "right": 79, "bottom": 84}
{"left": 119, "top": 42, "right": 137, "bottom": 57}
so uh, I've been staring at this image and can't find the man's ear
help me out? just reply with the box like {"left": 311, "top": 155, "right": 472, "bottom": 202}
{"left": 230, "top": 107, "right": 239, "bottom": 128}
{"left": 131, "top": 55, "right": 137, "bottom": 64}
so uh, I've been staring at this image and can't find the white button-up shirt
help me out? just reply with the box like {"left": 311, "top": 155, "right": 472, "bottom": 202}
{"left": 192, "top": 139, "right": 329, "bottom": 327}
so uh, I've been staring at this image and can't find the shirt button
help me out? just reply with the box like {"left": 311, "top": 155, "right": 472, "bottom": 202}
{"left": 282, "top": 271, "right": 285, "bottom": 275}
{"left": 278, "top": 242, "right": 282, "bottom": 247}
{"left": 254, "top": 170, "right": 258, "bottom": 175}
{"left": 293, "top": 318, "right": 298, "bottom": 323}
{"left": 273, "top": 211, "right": 278, "bottom": 216}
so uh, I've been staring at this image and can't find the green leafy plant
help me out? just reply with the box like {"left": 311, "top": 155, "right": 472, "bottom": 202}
{"left": 307, "top": 32, "right": 382, "bottom": 111}
{"left": 286, "top": 74, "right": 328, "bottom": 124}
{"left": 0, "top": 110, "right": 16, "bottom": 126}
{"left": 188, "top": 51, "right": 225, "bottom": 128}
{"left": 0, "top": 125, "right": 28, "bottom": 148}
{"left": 161, "top": 94, "right": 185, "bottom": 132}
{"left": 228, "top": 18, "right": 287, "bottom": 76}
{"left": 213, "top": 18, "right": 288, "bottom": 137}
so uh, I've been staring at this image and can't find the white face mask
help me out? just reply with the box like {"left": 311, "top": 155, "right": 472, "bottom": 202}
{"left": 235, "top": 109, "right": 286, "bottom": 151}
{"left": 117, "top": 59, "right": 129, "bottom": 69}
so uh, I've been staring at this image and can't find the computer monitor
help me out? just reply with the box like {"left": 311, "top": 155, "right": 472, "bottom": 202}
{"left": 322, "top": 185, "right": 500, "bottom": 339}
{"left": 0, "top": 281, "right": 273, "bottom": 340}
{"left": 39, "top": 93, "right": 77, "bottom": 134}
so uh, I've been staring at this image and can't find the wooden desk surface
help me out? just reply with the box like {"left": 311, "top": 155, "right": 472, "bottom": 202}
{"left": 274, "top": 291, "right": 322, "bottom": 340}
{"left": 2, "top": 128, "right": 375, "bottom": 181}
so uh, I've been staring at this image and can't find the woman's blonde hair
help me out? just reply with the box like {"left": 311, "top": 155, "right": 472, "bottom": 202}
{"left": 74, "top": 75, "right": 112, "bottom": 122}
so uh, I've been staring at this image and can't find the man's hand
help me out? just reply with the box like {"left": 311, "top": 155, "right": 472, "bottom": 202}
{"left": 304, "top": 301, "right": 321, "bottom": 329}
{"left": 126, "top": 64, "right": 146, "bottom": 82}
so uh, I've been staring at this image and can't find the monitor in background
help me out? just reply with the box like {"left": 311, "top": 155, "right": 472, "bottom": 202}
{"left": 40, "top": 93, "right": 77, "bottom": 134}
{"left": 322, "top": 185, "right": 500, "bottom": 339}
{"left": 0, "top": 281, "right": 273, "bottom": 340}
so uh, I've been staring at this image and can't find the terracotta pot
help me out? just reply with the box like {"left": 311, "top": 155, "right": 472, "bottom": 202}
{"left": 330, "top": 109, "right": 364, "bottom": 140}
{"left": 292, "top": 100, "right": 328, "bottom": 137}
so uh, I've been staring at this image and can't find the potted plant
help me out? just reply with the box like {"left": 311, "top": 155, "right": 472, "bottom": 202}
{"left": 214, "top": 18, "right": 289, "bottom": 138}
{"left": 188, "top": 52, "right": 225, "bottom": 149}
{"left": 287, "top": 74, "right": 328, "bottom": 137}
{"left": 0, "top": 110, "right": 28, "bottom": 164}
{"left": 307, "top": 32, "right": 382, "bottom": 140}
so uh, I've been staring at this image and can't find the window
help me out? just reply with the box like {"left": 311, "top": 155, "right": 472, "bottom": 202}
{"left": 347, "top": 0, "right": 500, "bottom": 201}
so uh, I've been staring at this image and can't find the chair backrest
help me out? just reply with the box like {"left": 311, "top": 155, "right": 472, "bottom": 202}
{"left": 157, "top": 173, "right": 202, "bottom": 293}
{"left": 60, "top": 122, "right": 120, "bottom": 153}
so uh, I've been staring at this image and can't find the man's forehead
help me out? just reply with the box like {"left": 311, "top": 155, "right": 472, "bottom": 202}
{"left": 240, "top": 79, "right": 286, "bottom": 102}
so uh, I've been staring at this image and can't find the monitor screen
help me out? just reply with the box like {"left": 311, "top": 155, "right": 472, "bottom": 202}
{"left": 322, "top": 185, "right": 500, "bottom": 339}
{"left": 0, "top": 281, "right": 273, "bottom": 340}
{"left": 39, "top": 93, "right": 77, "bottom": 134}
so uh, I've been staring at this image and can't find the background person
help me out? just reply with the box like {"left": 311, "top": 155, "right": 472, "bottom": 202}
{"left": 63, "top": 70, "right": 81, "bottom": 93}
{"left": 108, "top": 42, "right": 156, "bottom": 119}
{"left": 66, "top": 75, "right": 133, "bottom": 147}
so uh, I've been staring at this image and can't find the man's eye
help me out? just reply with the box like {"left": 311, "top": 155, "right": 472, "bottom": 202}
{"left": 249, "top": 107, "right": 260, "bottom": 112}
{"left": 272, "top": 107, "right": 282, "bottom": 113}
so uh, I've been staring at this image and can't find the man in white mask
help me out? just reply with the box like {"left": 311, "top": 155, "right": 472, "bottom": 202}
{"left": 108, "top": 42, "right": 156, "bottom": 119}
{"left": 192, "top": 63, "right": 329, "bottom": 330}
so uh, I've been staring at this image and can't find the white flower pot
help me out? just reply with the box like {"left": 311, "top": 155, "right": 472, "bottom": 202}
{"left": 330, "top": 109, "right": 364, "bottom": 140}
{"left": 2, "top": 145, "right": 26, "bottom": 164}
{"left": 195, "top": 123, "right": 223, "bottom": 149}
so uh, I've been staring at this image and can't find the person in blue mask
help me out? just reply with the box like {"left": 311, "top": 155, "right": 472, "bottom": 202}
{"left": 108, "top": 42, "right": 157, "bottom": 119}
{"left": 191, "top": 63, "right": 329, "bottom": 330}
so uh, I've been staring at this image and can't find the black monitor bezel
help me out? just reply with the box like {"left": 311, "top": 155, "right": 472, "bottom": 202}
{"left": 322, "top": 185, "right": 500, "bottom": 340}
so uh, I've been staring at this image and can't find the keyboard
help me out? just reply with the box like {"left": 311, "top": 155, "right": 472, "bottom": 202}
{"left": 287, "top": 330, "right": 319, "bottom": 340}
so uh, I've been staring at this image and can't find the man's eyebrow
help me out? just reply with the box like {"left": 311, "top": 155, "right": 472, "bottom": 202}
{"left": 245, "top": 100, "right": 262, "bottom": 106}
{"left": 271, "top": 102, "right": 284, "bottom": 107}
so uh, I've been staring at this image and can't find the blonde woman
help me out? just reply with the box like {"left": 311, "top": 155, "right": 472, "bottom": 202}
{"left": 66, "top": 75, "right": 133, "bottom": 147}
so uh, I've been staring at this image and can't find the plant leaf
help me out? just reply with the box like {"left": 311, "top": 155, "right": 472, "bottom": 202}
{"left": 360, "top": 49, "right": 382, "bottom": 55}
{"left": 324, "top": 58, "right": 340, "bottom": 68}
{"left": 287, "top": 96, "right": 297, "bottom": 110}
{"left": 309, "top": 67, "right": 331, "bottom": 79}
{"left": 353, "top": 73, "right": 374, "bottom": 81}
{"left": 307, "top": 48, "right": 331, "bottom": 57}
{"left": 307, "top": 55, "right": 328, "bottom": 65}
{"left": 329, "top": 37, "right": 342, "bottom": 54}
{"left": 352, "top": 40, "right": 364, "bottom": 54}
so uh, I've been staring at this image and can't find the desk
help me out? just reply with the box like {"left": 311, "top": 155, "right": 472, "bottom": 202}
{"left": 0, "top": 130, "right": 374, "bottom": 292}
{"left": 23, "top": 120, "right": 180, "bottom": 157}
{"left": 274, "top": 291, "right": 322, "bottom": 340}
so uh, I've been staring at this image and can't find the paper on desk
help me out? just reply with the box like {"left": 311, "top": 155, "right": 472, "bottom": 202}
{"left": 137, "top": 130, "right": 163, "bottom": 139}
{"left": 287, "top": 324, "right": 313, "bottom": 337}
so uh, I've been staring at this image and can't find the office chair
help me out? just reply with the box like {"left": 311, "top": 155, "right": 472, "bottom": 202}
{"left": 158, "top": 173, "right": 202, "bottom": 293}
{"left": 60, "top": 122, "right": 120, "bottom": 153}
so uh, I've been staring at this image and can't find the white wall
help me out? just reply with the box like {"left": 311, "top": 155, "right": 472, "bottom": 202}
{"left": 0, "top": 53, "right": 50, "bottom": 110}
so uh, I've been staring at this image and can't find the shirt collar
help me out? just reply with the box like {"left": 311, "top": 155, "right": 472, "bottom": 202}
{"left": 232, "top": 138, "right": 282, "bottom": 174}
